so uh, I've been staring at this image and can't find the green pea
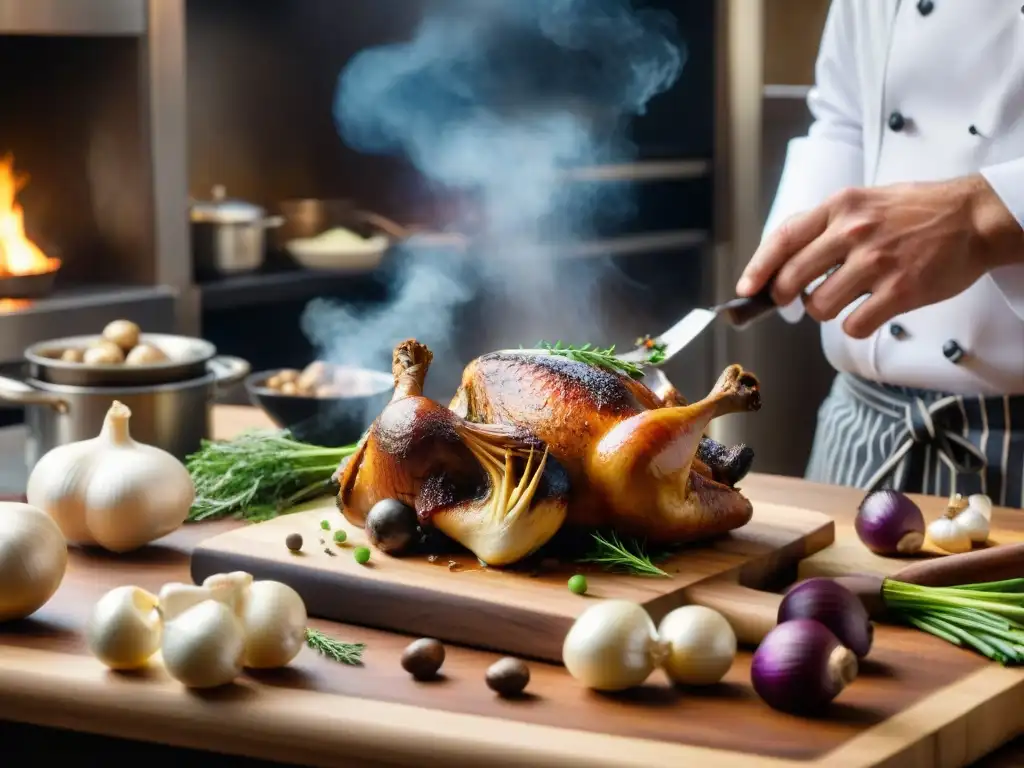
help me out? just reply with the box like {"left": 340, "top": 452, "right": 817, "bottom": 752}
{"left": 354, "top": 546, "right": 371, "bottom": 565}
{"left": 333, "top": 529, "right": 348, "bottom": 544}
{"left": 568, "top": 574, "right": 588, "bottom": 595}
{"left": 320, "top": 519, "right": 331, "bottom": 531}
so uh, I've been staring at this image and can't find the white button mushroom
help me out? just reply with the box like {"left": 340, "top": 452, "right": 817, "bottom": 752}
{"left": 87, "top": 586, "right": 162, "bottom": 670}
{"left": 0, "top": 502, "right": 68, "bottom": 622}
{"left": 240, "top": 580, "right": 308, "bottom": 669}
{"left": 161, "top": 599, "right": 246, "bottom": 689}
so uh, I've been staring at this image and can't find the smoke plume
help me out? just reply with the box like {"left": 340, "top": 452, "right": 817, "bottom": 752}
{"left": 302, "top": 0, "right": 685, "bottom": 384}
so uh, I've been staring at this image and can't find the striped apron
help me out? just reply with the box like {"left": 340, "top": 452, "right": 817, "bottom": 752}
{"left": 805, "top": 373, "right": 1024, "bottom": 509}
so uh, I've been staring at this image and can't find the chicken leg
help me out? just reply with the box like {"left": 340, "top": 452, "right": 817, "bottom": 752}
{"left": 586, "top": 365, "right": 761, "bottom": 543}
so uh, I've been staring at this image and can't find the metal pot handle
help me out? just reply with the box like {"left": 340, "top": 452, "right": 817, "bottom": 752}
{"left": 208, "top": 356, "right": 251, "bottom": 390}
{"left": 0, "top": 375, "right": 69, "bottom": 413}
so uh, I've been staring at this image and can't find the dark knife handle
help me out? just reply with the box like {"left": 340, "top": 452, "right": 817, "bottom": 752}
{"left": 718, "top": 277, "right": 777, "bottom": 329}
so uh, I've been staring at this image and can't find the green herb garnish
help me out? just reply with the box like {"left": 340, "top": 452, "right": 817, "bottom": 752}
{"left": 635, "top": 335, "right": 667, "bottom": 365}
{"left": 333, "top": 529, "right": 348, "bottom": 544}
{"left": 578, "top": 531, "right": 671, "bottom": 578}
{"left": 883, "top": 578, "right": 1024, "bottom": 665}
{"left": 185, "top": 429, "right": 358, "bottom": 522}
{"left": 304, "top": 628, "right": 365, "bottom": 665}
{"left": 536, "top": 341, "right": 646, "bottom": 380}
{"left": 320, "top": 519, "right": 331, "bottom": 531}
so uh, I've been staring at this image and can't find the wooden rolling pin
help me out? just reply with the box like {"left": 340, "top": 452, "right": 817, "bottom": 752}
{"left": 681, "top": 544, "right": 1024, "bottom": 646}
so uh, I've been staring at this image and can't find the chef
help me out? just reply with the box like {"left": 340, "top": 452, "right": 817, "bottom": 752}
{"left": 737, "top": 0, "right": 1024, "bottom": 508}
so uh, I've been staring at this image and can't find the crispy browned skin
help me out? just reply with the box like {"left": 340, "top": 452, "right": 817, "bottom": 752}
{"left": 339, "top": 339, "right": 760, "bottom": 565}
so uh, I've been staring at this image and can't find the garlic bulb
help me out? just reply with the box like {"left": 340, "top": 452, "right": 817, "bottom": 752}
{"left": 927, "top": 493, "right": 973, "bottom": 553}
{"left": 657, "top": 606, "right": 736, "bottom": 686}
{"left": 161, "top": 599, "right": 246, "bottom": 688}
{"left": 0, "top": 502, "right": 68, "bottom": 622}
{"left": 87, "top": 586, "right": 162, "bottom": 670}
{"left": 562, "top": 600, "right": 665, "bottom": 691}
{"left": 26, "top": 401, "right": 195, "bottom": 553}
{"left": 240, "top": 580, "right": 308, "bottom": 669}
{"left": 953, "top": 493, "right": 992, "bottom": 544}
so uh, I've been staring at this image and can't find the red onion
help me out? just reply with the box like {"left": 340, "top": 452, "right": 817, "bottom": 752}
{"left": 751, "top": 619, "right": 858, "bottom": 715}
{"left": 855, "top": 490, "right": 925, "bottom": 555}
{"left": 779, "top": 578, "right": 873, "bottom": 658}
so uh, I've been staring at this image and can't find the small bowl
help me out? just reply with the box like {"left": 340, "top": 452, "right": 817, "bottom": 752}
{"left": 245, "top": 366, "right": 394, "bottom": 447}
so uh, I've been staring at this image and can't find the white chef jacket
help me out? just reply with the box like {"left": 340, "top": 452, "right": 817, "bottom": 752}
{"left": 763, "top": 0, "right": 1024, "bottom": 396}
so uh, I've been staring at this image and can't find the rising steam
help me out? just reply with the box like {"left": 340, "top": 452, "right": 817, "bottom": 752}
{"left": 302, "top": 0, "right": 685, "bottom": 382}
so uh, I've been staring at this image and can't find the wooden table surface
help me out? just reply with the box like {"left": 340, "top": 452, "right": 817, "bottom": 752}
{"left": 2, "top": 405, "right": 1023, "bottom": 767}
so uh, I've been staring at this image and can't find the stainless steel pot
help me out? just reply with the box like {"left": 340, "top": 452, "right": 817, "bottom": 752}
{"left": 191, "top": 185, "right": 283, "bottom": 277}
{"left": 26, "top": 333, "right": 221, "bottom": 387}
{"left": 0, "top": 356, "right": 250, "bottom": 468}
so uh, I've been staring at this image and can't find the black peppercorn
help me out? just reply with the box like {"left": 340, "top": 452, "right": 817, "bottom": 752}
{"left": 916, "top": 0, "right": 934, "bottom": 16}
{"left": 888, "top": 111, "right": 906, "bottom": 132}
{"left": 889, "top": 323, "right": 906, "bottom": 339}
{"left": 285, "top": 532, "right": 303, "bottom": 552}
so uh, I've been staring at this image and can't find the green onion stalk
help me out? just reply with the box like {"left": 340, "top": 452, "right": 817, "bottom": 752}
{"left": 185, "top": 430, "right": 359, "bottom": 522}
{"left": 883, "top": 578, "right": 1024, "bottom": 665}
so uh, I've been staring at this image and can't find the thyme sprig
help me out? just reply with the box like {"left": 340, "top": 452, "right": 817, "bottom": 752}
{"left": 536, "top": 340, "right": 646, "bottom": 379}
{"left": 185, "top": 430, "right": 358, "bottom": 522}
{"left": 305, "top": 628, "right": 365, "bottom": 665}
{"left": 577, "top": 531, "right": 672, "bottom": 578}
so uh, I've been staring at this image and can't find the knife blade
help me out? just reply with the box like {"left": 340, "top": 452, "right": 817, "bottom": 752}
{"left": 618, "top": 280, "right": 777, "bottom": 364}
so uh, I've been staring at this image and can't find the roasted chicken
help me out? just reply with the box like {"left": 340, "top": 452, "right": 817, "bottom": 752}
{"left": 337, "top": 339, "right": 761, "bottom": 566}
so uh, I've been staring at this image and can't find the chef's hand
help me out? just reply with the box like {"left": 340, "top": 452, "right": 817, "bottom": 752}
{"left": 735, "top": 174, "right": 1024, "bottom": 339}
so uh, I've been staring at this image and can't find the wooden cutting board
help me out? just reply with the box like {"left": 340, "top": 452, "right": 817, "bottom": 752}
{"left": 191, "top": 498, "right": 834, "bottom": 661}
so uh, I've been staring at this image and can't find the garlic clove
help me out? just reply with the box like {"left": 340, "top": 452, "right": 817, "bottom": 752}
{"left": 927, "top": 517, "right": 973, "bottom": 554}
{"left": 241, "top": 580, "right": 308, "bottom": 669}
{"left": 161, "top": 599, "right": 246, "bottom": 689}
{"left": 954, "top": 508, "right": 990, "bottom": 544}
{"left": 87, "top": 585, "right": 162, "bottom": 670}
{"left": 202, "top": 571, "right": 254, "bottom": 617}
{"left": 158, "top": 583, "right": 215, "bottom": 622}
{"left": 968, "top": 494, "right": 993, "bottom": 521}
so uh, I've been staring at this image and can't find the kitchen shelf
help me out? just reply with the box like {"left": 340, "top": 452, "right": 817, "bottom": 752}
{"left": 0, "top": 0, "right": 145, "bottom": 37}
{"left": 198, "top": 269, "right": 385, "bottom": 312}
{"left": 560, "top": 159, "right": 711, "bottom": 183}
{"left": 763, "top": 84, "right": 812, "bottom": 100}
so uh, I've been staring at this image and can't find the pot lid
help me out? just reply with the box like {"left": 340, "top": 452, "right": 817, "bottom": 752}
{"left": 190, "top": 185, "right": 265, "bottom": 224}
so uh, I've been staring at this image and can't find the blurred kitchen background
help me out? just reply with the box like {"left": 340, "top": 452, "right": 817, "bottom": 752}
{"left": 0, "top": 0, "right": 833, "bottom": 489}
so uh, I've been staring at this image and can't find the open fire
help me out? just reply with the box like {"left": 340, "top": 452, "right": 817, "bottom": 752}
{"left": 0, "top": 153, "right": 61, "bottom": 300}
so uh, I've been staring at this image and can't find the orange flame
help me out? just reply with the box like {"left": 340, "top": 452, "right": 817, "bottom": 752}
{"left": 0, "top": 154, "right": 61, "bottom": 278}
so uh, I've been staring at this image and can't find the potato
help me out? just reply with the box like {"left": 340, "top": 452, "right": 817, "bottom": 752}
{"left": 277, "top": 369, "right": 301, "bottom": 384}
{"left": 298, "top": 361, "right": 330, "bottom": 391}
{"left": 83, "top": 342, "right": 125, "bottom": 365}
{"left": 60, "top": 348, "right": 85, "bottom": 363}
{"left": 125, "top": 343, "right": 169, "bottom": 365}
{"left": 266, "top": 374, "right": 283, "bottom": 390}
{"left": 101, "top": 319, "right": 141, "bottom": 352}
{"left": 280, "top": 382, "right": 298, "bottom": 395}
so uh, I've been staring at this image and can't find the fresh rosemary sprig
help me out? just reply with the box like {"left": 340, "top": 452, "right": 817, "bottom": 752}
{"left": 536, "top": 340, "right": 646, "bottom": 380}
{"left": 883, "top": 578, "right": 1024, "bottom": 665}
{"left": 577, "top": 531, "right": 672, "bottom": 578}
{"left": 185, "top": 429, "right": 358, "bottom": 522}
{"left": 304, "top": 628, "right": 366, "bottom": 665}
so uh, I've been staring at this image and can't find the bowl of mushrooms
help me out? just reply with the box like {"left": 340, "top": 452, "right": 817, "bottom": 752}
{"left": 245, "top": 361, "right": 394, "bottom": 446}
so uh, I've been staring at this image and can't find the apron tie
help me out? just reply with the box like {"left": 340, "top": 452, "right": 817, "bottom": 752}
{"left": 863, "top": 394, "right": 987, "bottom": 492}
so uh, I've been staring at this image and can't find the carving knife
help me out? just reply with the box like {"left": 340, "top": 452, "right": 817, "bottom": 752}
{"left": 618, "top": 280, "right": 777, "bottom": 364}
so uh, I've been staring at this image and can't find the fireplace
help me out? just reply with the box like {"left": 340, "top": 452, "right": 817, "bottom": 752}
{"left": 0, "top": 0, "right": 189, "bottom": 362}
